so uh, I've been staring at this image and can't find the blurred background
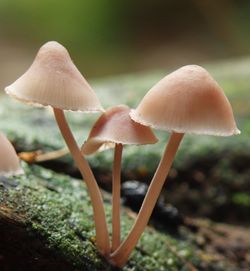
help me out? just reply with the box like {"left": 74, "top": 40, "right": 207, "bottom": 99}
{"left": 1, "top": 0, "right": 250, "bottom": 87}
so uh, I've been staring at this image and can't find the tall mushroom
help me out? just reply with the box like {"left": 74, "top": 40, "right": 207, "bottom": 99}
{"left": 5, "top": 41, "right": 110, "bottom": 255}
{"left": 0, "top": 132, "right": 23, "bottom": 176}
{"left": 81, "top": 105, "right": 158, "bottom": 252}
{"left": 111, "top": 65, "right": 240, "bottom": 266}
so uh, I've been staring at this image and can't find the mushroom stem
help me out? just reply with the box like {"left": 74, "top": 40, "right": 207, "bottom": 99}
{"left": 53, "top": 108, "right": 110, "bottom": 256}
{"left": 112, "top": 143, "right": 123, "bottom": 252}
{"left": 19, "top": 147, "right": 69, "bottom": 163}
{"left": 110, "top": 132, "right": 184, "bottom": 267}
{"left": 35, "top": 147, "right": 69, "bottom": 162}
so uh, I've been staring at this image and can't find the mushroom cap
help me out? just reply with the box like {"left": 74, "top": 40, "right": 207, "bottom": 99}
{"left": 130, "top": 65, "right": 240, "bottom": 136}
{"left": 0, "top": 133, "right": 23, "bottom": 176}
{"left": 5, "top": 41, "right": 104, "bottom": 112}
{"left": 81, "top": 105, "right": 158, "bottom": 155}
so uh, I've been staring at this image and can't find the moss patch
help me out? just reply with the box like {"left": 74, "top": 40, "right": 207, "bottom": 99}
{"left": 0, "top": 164, "right": 240, "bottom": 270}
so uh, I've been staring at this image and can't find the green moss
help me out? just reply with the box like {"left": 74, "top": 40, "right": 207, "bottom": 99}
{"left": 232, "top": 192, "right": 250, "bottom": 207}
{"left": 1, "top": 163, "right": 238, "bottom": 270}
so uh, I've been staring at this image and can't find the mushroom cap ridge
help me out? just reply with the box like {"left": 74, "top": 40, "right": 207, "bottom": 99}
{"left": 81, "top": 105, "right": 158, "bottom": 155}
{"left": 130, "top": 65, "right": 240, "bottom": 136}
{"left": 5, "top": 41, "right": 104, "bottom": 112}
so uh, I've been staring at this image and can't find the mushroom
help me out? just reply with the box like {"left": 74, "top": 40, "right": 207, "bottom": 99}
{"left": 5, "top": 41, "right": 110, "bottom": 255}
{"left": 111, "top": 65, "right": 240, "bottom": 266}
{"left": 81, "top": 105, "right": 158, "bottom": 252}
{"left": 0, "top": 132, "right": 23, "bottom": 176}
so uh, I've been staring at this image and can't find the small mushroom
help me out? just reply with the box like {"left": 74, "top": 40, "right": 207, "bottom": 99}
{"left": 5, "top": 41, "right": 103, "bottom": 112}
{"left": 0, "top": 132, "right": 23, "bottom": 176}
{"left": 82, "top": 105, "right": 158, "bottom": 251}
{"left": 5, "top": 41, "right": 110, "bottom": 255}
{"left": 111, "top": 65, "right": 240, "bottom": 266}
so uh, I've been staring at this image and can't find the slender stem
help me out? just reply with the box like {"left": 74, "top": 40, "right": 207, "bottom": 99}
{"left": 112, "top": 143, "right": 123, "bottom": 252}
{"left": 18, "top": 148, "right": 69, "bottom": 163}
{"left": 36, "top": 147, "right": 69, "bottom": 162}
{"left": 53, "top": 108, "right": 110, "bottom": 256}
{"left": 110, "top": 132, "right": 184, "bottom": 267}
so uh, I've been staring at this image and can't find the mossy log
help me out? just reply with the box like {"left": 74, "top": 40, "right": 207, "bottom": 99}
{"left": 1, "top": 164, "right": 243, "bottom": 271}
{"left": 0, "top": 164, "right": 195, "bottom": 271}
{"left": 0, "top": 58, "right": 249, "bottom": 270}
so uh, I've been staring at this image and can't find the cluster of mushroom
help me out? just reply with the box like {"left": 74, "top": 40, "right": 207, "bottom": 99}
{"left": 4, "top": 41, "right": 240, "bottom": 267}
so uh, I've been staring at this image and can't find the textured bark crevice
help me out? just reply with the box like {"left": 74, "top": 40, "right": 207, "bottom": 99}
{"left": 0, "top": 206, "right": 78, "bottom": 271}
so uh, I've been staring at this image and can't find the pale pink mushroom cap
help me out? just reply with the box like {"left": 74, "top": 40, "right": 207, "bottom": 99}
{"left": 81, "top": 105, "right": 158, "bottom": 155}
{"left": 5, "top": 41, "right": 104, "bottom": 112}
{"left": 130, "top": 65, "right": 240, "bottom": 136}
{"left": 0, "top": 133, "right": 23, "bottom": 176}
